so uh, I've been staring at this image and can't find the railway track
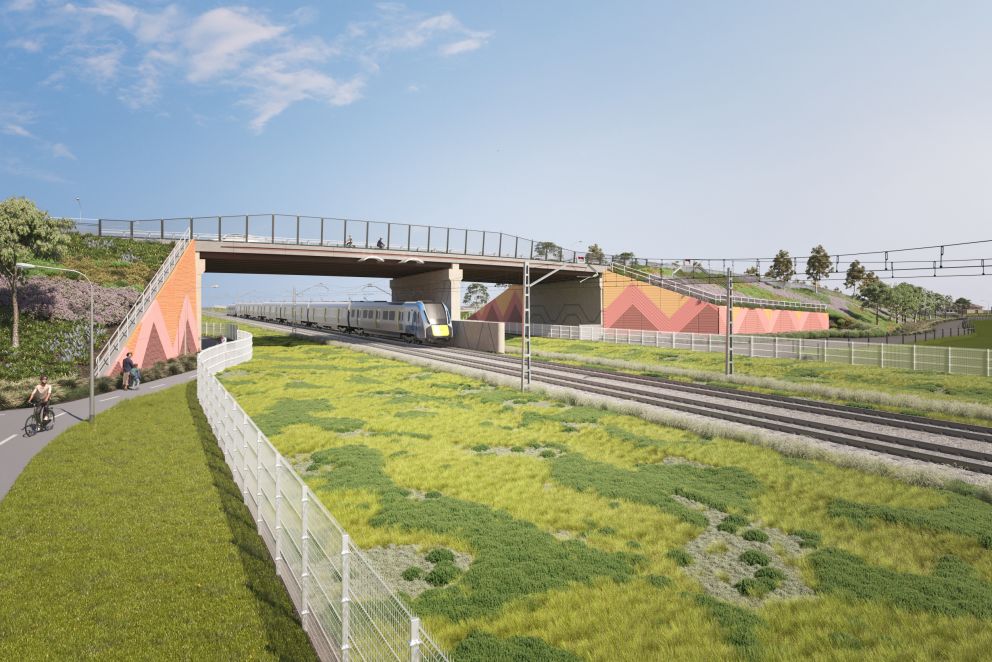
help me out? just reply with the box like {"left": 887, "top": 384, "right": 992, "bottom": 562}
{"left": 222, "top": 316, "right": 992, "bottom": 475}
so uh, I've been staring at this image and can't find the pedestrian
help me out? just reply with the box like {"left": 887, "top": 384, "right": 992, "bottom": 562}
{"left": 376, "top": 237, "right": 385, "bottom": 249}
{"left": 122, "top": 352, "right": 135, "bottom": 389}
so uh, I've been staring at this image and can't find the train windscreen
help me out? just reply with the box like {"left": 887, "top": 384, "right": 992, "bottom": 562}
{"left": 422, "top": 303, "right": 448, "bottom": 324}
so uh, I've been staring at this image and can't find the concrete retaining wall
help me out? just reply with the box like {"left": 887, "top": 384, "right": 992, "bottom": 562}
{"left": 452, "top": 320, "right": 505, "bottom": 353}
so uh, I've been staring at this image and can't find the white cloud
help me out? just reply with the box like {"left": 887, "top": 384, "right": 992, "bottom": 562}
{"left": 7, "top": 37, "right": 42, "bottom": 52}
{"left": 3, "top": 122, "right": 33, "bottom": 137}
{"left": 82, "top": 45, "right": 124, "bottom": 82}
{"left": 4, "top": 0, "right": 35, "bottom": 12}
{"left": 3, "top": 2, "right": 491, "bottom": 131}
{"left": 184, "top": 7, "right": 284, "bottom": 82}
{"left": 51, "top": 142, "right": 76, "bottom": 159}
{"left": 440, "top": 34, "right": 491, "bottom": 56}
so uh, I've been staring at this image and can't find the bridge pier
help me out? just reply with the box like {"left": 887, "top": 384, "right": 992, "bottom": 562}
{"left": 390, "top": 264, "right": 463, "bottom": 320}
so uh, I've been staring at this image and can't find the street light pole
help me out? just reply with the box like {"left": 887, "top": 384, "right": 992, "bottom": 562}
{"left": 16, "top": 262, "right": 95, "bottom": 422}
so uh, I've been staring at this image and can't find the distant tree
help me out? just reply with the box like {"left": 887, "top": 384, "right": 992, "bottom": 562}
{"left": 805, "top": 245, "right": 832, "bottom": 292}
{"left": 765, "top": 250, "right": 795, "bottom": 282}
{"left": 954, "top": 297, "right": 974, "bottom": 315}
{"left": 0, "top": 197, "right": 73, "bottom": 348}
{"left": 743, "top": 266, "right": 760, "bottom": 280}
{"left": 614, "top": 251, "right": 636, "bottom": 265}
{"left": 844, "top": 259, "right": 866, "bottom": 293}
{"left": 534, "top": 241, "right": 562, "bottom": 260}
{"left": 585, "top": 243, "right": 605, "bottom": 264}
{"left": 857, "top": 272, "right": 890, "bottom": 324}
{"left": 462, "top": 282, "right": 490, "bottom": 308}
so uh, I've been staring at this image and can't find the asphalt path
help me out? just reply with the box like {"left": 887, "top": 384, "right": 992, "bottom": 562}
{"left": 0, "top": 371, "right": 196, "bottom": 501}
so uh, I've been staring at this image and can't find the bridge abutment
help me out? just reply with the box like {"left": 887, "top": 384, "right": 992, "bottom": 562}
{"left": 390, "top": 264, "right": 464, "bottom": 320}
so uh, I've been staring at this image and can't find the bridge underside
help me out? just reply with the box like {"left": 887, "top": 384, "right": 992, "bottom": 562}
{"left": 196, "top": 241, "right": 594, "bottom": 284}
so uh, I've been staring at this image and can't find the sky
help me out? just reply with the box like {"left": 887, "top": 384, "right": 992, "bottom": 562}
{"left": 2, "top": 1, "right": 991, "bottom": 307}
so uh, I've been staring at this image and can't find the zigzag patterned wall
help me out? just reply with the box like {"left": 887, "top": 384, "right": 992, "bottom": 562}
{"left": 105, "top": 240, "right": 201, "bottom": 376}
{"left": 471, "top": 272, "right": 829, "bottom": 334}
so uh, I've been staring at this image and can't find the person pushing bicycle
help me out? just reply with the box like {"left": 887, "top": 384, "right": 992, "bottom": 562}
{"left": 27, "top": 375, "right": 53, "bottom": 427}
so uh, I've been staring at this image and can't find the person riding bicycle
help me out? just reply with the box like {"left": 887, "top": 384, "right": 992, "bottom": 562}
{"left": 27, "top": 374, "right": 53, "bottom": 427}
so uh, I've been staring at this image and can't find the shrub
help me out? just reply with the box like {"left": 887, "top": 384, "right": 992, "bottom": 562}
{"left": 981, "top": 534, "right": 992, "bottom": 550}
{"left": 401, "top": 566, "right": 423, "bottom": 581}
{"left": 667, "top": 548, "right": 693, "bottom": 566}
{"left": 647, "top": 574, "right": 671, "bottom": 589}
{"left": 754, "top": 567, "right": 785, "bottom": 582}
{"left": 739, "top": 550, "right": 770, "bottom": 566}
{"left": 510, "top": 446, "right": 524, "bottom": 453}
{"left": 539, "top": 449, "right": 556, "bottom": 458}
{"left": 741, "top": 529, "right": 769, "bottom": 543}
{"left": 424, "top": 561, "right": 461, "bottom": 587}
{"left": 425, "top": 547, "right": 455, "bottom": 564}
{"left": 471, "top": 444, "right": 489, "bottom": 452}
{"left": 791, "top": 530, "right": 821, "bottom": 549}
{"left": 734, "top": 576, "right": 777, "bottom": 598}
{"left": 424, "top": 491, "right": 442, "bottom": 499}
{"left": 717, "top": 514, "right": 748, "bottom": 533}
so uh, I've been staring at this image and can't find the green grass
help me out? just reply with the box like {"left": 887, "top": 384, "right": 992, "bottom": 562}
{"left": 522, "top": 337, "right": 992, "bottom": 421}
{"left": 26, "top": 231, "right": 175, "bottom": 289}
{"left": 0, "top": 382, "right": 314, "bottom": 660}
{"left": 921, "top": 320, "right": 992, "bottom": 349}
{"left": 214, "top": 324, "right": 992, "bottom": 660}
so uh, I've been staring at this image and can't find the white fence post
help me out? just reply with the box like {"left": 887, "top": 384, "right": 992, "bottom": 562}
{"left": 947, "top": 347, "right": 953, "bottom": 375}
{"left": 255, "top": 426, "right": 263, "bottom": 527}
{"left": 774, "top": 337, "right": 779, "bottom": 359}
{"left": 274, "top": 457, "right": 283, "bottom": 565}
{"left": 241, "top": 409, "right": 250, "bottom": 503}
{"left": 301, "top": 489, "right": 310, "bottom": 631}
{"left": 749, "top": 335, "right": 754, "bottom": 357}
{"left": 987, "top": 349, "right": 990, "bottom": 377}
{"left": 798, "top": 338, "right": 803, "bottom": 360}
{"left": 342, "top": 534, "right": 351, "bottom": 661}
{"left": 410, "top": 617, "right": 422, "bottom": 662}
{"left": 880, "top": 344, "right": 885, "bottom": 368}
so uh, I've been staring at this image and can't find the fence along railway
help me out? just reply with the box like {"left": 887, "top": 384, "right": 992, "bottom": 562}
{"left": 219, "top": 315, "right": 992, "bottom": 477}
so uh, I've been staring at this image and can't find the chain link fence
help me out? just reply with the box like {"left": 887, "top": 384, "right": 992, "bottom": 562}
{"left": 197, "top": 332, "right": 449, "bottom": 662}
{"left": 506, "top": 323, "right": 992, "bottom": 377}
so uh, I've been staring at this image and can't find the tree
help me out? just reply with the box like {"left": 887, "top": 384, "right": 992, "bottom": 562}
{"left": 614, "top": 251, "right": 636, "bottom": 265}
{"left": 857, "top": 272, "right": 890, "bottom": 324}
{"left": 805, "top": 245, "right": 832, "bottom": 292}
{"left": 585, "top": 243, "right": 605, "bottom": 264}
{"left": 534, "top": 241, "right": 562, "bottom": 260}
{"left": 743, "top": 266, "right": 760, "bottom": 280}
{"left": 844, "top": 259, "right": 866, "bottom": 293}
{"left": 462, "top": 282, "right": 490, "bottom": 308}
{"left": 0, "top": 197, "right": 72, "bottom": 348}
{"left": 954, "top": 297, "right": 974, "bottom": 315}
{"left": 764, "top": 249, "right": 795, "bottom": 282}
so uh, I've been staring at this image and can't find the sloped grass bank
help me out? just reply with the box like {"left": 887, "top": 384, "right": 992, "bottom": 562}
{"left": 921, "top": 320, "right": 992, "bottom": 350}
{"left": 0, "top": 383, "right": 315, "bottom": 660}
{"left": 220, "top": 333, "right": 992, "bottom": 661}
{"left": 519, "top": 337, "right": 992, "bottom": 423}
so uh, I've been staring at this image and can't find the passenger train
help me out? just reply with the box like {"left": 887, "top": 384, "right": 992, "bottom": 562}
{"left": 229, "top": 301, "right": 452, "bottom": 343}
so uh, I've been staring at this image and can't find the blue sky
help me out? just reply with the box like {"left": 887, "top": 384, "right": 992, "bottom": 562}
{"left": 2, "top": 1, "right": 991, "bottom": 306}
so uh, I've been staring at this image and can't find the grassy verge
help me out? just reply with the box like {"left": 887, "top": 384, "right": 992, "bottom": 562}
{"left": 516, "top": 338, "right": 992, "bottom": 424}
{"left": 921, "top": 320, "right": 992, "bottom": 350}
{"left": 0, "top": 382, "right": 316, "bottom": 660}
{"left": 26, "top": 231, "right": 175, "bottom": 289}
{"left": 218, "top": 334, "right": 992, "bottom": 661}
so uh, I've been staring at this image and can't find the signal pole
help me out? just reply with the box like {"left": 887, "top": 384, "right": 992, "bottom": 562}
{"left": 725, "top": 268, "right": 733, "bottom": 375}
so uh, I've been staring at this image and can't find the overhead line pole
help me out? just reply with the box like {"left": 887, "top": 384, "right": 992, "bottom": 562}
{"left": 521, "top": 263, "right": 564, "bottom": 389}
{"left": 726, "top": 268, "right": 734, "bottom": 376}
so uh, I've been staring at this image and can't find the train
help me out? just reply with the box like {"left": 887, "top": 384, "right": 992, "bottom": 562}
{"left": 229, "top": 301, "right": 452, "bottom": 343}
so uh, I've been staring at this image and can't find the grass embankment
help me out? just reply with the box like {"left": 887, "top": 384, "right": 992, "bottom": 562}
{"left": 519, "top": 338, "right": 992, "bottom": 424}
{"left": 920, "top": 320, "right": 992, "bottom": 350}
{"left": 218, "top": 330, "right": 992, "bottom": 661}
{"left": 0, "top": 383, "right": 315, "bottom": 660}
{"left": 26, "top": 231, "right": 175, "bottom": 289}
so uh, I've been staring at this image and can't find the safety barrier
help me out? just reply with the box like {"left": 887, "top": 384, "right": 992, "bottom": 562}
{"left": 197, "top": 332, "right": 449, "bottom": 662}
{"left": 201, "top": 321, "right": 239, "bottom": 340}
{"left": 506, "top": 323, "right": 992, "bottom": 377}
{"left": 93, "top": 229, "right": 191, "bottom": 374}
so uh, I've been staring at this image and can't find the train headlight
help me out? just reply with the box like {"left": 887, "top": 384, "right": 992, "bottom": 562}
{"left": 429, "top": 324, "right": 450, "bottom": 338}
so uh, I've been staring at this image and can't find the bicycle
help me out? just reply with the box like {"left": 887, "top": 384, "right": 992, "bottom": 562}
{"left": 24, "top": 401, "right": 54, "bottom": 437}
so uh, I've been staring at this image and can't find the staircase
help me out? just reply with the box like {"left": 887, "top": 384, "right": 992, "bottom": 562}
{"left": 609, "top": 263, "right": 827, "bottom": 312}
{"left": 94, "top": 230, "right": 192, "bottom": 375}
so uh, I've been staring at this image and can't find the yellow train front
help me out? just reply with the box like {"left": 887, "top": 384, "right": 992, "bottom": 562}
{"left": 234, "top": 300, "right": 452, "bottom": 343}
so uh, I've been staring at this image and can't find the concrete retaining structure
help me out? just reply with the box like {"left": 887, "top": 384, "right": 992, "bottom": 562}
{"left": 451, "top": 320, "right": 505, "bottom": 353}
{"left": 390, "top": 265, "right": 463, "bottom": 320}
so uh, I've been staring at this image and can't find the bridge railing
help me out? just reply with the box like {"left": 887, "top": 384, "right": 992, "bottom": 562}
{"left": 73, "top": 215, "right": 591, "bottom": 264}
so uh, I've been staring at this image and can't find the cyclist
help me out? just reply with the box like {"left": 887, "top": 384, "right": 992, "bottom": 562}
{"left": 27, "top": 374, "right": 53, "bottom": 428}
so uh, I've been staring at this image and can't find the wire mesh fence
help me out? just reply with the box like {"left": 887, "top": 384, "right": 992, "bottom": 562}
{"left": 197, "top": 332, "right": 450, "bottom": 662}
{"left": 505, "top": 323, "right": 992, "bottom": 377}
{"left": 201, "top": 321, "right": 239, "bottom": 340}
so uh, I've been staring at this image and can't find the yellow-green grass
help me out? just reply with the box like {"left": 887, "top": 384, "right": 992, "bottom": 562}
{"left": 519, "top": 337, "right": 992, "bottom": 423}
{"left": 0, "top": 383, "right": 315, "bottom": 660}
{"left": 219, "top": 335, "right": 992, "bottom": 661}
{"left": 921, "top": 320, "right": 992, "bottom": 350}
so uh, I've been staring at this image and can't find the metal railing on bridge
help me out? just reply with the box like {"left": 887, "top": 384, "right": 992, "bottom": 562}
{"left": 73, "top": 215, "right": 591, "bottom": 264}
